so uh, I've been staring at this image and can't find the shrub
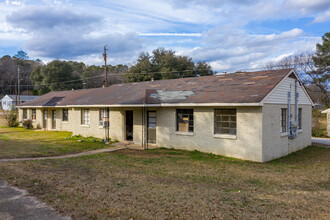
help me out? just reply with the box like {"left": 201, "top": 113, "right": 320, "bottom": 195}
{"left": 22, "top": 119, "right": 33, "bottom": 129}
{"left": 312, "top": 109, "right": 327, "bottom": 137}
{"left": 4, "top": 109, "right": 19, "bottom": 127}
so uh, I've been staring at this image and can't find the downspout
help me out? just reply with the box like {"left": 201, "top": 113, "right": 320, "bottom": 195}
{"left": 294, "top": 80, "right": 299, "bottom": 137}
{"left": 141, "top": 107, "right": 144, "bottom": 149}
{"left": 146, "top": 107, "right": 149, "bottom": 150}
{"left": 287, "top": 85, "right": 292, "bottom": 139}
{"left": 107, "top": 107, "right": 110, "bottom": 143}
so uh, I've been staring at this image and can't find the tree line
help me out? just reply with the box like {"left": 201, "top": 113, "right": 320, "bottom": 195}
{"left": 0, "top": 48, "right": 213, "bottom": 96}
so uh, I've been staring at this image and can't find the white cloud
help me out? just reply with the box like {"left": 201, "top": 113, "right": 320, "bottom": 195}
{"left": 139, "top": 33, "right": 202, "bottom": 37}
{"left": 178, "top": 28, "right": 320, "bottom": 71}
{"left": 0, "top": 0, "right": 326, "bottom": 72}
{"left": 313, "top": 10, "right": 330, "bottom": 23}
{"left": 286, "top": 0, "right": 330, "bottom": 14}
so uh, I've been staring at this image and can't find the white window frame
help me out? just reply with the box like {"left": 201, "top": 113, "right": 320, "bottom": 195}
{"left": 23, "top": 109, "right": 27, "bottom": 120}
{"left": 99, "top": 109, "right": 109, "bottom": 127}
{"left": 32, "top": 109, "right": 36, "bottom": 121}
{"left": 81, "top": 109, "right": 90, "bottom": 125}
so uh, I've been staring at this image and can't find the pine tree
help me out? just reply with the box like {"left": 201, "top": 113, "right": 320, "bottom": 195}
{"left": 312, "top": 32, "right": 330, "bottom": 107}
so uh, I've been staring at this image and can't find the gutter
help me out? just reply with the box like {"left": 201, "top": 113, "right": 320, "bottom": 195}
{"left": 19, "top": 103, "right": 263, "bottom": 108}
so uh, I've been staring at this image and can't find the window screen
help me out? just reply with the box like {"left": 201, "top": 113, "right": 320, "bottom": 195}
{"left": 23, "top": 109, "right": 27, "bottom": 119}
{"left": 281, "top": 108, "right": 287, "bottom": 133}
{"left": 81, "top": 109, "right": 90, "bottom": 125}
{"left": 298, "top": 108, "right": 302, "bottom": 129}
{"left": 62, "top": 109, "right": 68, "bottom": 121}
{"left": 32, "top": 109, "right": 36, "bottom": 120}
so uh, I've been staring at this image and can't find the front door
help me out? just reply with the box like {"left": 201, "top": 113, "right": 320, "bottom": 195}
{"left": 147, "top": 111, "right": 156, "bottom": 144}
{"left": 126, "top": 111, "right": 133, "bottom": 141}
{"left": 43, "top": 110, "right": 47, "bottom": 129}
{"left": 52, "top": 110, "right": 56, "bottom": 129}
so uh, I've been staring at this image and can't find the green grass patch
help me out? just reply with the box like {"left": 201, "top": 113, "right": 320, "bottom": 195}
{"left": 0, "top": 127, "right": 114, "bottom": 159}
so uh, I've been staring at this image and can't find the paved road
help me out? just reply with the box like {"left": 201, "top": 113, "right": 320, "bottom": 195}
{"left": 312, "top": 137, "right": 330, "bottom": 146}
{"left": 0, "top": 180, "right": 70, "bottom": 220}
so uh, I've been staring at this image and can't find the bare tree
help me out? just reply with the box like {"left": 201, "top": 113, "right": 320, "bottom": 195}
{"left": 264, "top": 52, "right": 328, "bottom": 106}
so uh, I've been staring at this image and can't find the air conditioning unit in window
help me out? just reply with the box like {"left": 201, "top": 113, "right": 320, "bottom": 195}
{"left": 99, "top": 121, "right": 109, "bottom": 127}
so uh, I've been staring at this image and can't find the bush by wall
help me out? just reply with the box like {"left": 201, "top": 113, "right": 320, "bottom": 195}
{"left": 22, "top": 119, "right": 33, "bottom": 129}
{"left": 3, "top": 109, "right": 19, "bottom": 127}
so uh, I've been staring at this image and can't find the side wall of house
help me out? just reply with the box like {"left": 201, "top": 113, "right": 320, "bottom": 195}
{"left": 18, "top": 106, "right": 264, "bottom": 161}
{"left": 71, "top": 108, "right": 106, "bottom": 139}
{"left": 156, "top": 107, "right": 263, "bottom": 162}
{"left": 262, "top": 73, "right": 313, "bottom": 162}
{"left": 262, "top": 104, "right": 312, "bottom": 162}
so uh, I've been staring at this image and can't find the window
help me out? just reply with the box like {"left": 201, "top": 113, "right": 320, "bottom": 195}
{"left": 298, "top": 108, "right": 302, "bottom": 129}
{"left": 214, "top": 109, "right": 237, "bottom": 135}
{"left": 176, "top": 109, "right": 193, "bottom": 132}
{"left": 32, "top": 109, "right": 36, "bottom": 120}
{"left": 62, "top": 109, "right": 69, "bottom": 121}
{"left": 81, "top": 109, "right": 90, "bottom": 125}
{"left": 99, "top": 109, "right": 109, "bottom": 127}
{"left": 281, "top": 108, "right": 287, "bottom": 133}
{"left": 23, "top": 109, "right": 27, "bottom": 120}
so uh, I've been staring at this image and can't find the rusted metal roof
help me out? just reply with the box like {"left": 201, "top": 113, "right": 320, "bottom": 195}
{"left": 21, "top": 69, "right": 293, "bottom": 107}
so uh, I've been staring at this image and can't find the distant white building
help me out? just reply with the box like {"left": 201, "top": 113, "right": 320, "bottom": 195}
{"left": 1, "top": 95, "right": 39, "bottom": 111}
{"left": 322, "top": 108, "right": 330, "bottom": 137}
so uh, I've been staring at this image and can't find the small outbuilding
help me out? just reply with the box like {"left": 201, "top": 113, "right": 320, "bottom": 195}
{"left": 321, "top": 108, "right": 330, "bottom": 136}
{"left": 1, "top": 95, "right": 39, "bottom": 111}
{"left": 19, "top": 69, "right": 314, "bottom": 162}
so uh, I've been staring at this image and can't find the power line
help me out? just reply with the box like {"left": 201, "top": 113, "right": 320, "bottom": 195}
{"left": 0, "top": 61, "right": 321, "bottom": 89}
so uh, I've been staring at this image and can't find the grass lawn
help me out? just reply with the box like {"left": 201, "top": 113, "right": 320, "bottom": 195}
{"left": 0, "top": 112, "right": 6, "bottom": 127}
{"left": 0, "top": 145, "right": 329, "bottom": 219}
{"left": 0, "top": 127, "right": 113, "bottom": 159}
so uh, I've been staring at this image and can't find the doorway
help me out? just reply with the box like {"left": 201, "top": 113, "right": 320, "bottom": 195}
{"left": 52, "top": 110, "right": 56, "bottom": 130}
{"left": 126, "top": 111, "right": 133, "bottom": 141}
{"left": 147, "top": 111, "right": 156, "bottom": 144}
{"left": 43, "top": 110, "right": 47, "bottom": 129}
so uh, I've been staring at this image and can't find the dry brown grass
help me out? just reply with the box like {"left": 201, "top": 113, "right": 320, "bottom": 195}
{"left": 0, "top": 111, "right": 7, "bottom": 126}
{"left": 312, "top": 109, "right": 328, "bottom": 137}
{"left": 0, "top": 146, "right": 329, "bottom": 219}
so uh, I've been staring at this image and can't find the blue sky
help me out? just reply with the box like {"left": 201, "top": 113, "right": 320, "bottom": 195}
{"left": 0, "top": 0, "right": 329, "bottom": 72}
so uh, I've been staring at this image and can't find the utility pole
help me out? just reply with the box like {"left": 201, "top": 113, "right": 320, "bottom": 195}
{"left": 17, "top": 67, "right": 20, "bottom": 107}
{"left": 15, "top": 83, "right": 17, "bottom": 106}
{"left": 102, "top": 45, "right": 110, "bottom": 144}
{"left": 103, "top": 45, "right": 108, "bottom": 87}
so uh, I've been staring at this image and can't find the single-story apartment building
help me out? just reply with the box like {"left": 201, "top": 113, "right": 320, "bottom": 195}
{"left": 1, "top": 95, "right": 39, "bottom": 111}
{"left": 19, "top": 69, "right": 314, "bottom": 162}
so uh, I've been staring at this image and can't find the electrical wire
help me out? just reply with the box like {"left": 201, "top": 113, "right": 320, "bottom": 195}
{"left": 0, "top": 61, "right": 323, "bottom": 89}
